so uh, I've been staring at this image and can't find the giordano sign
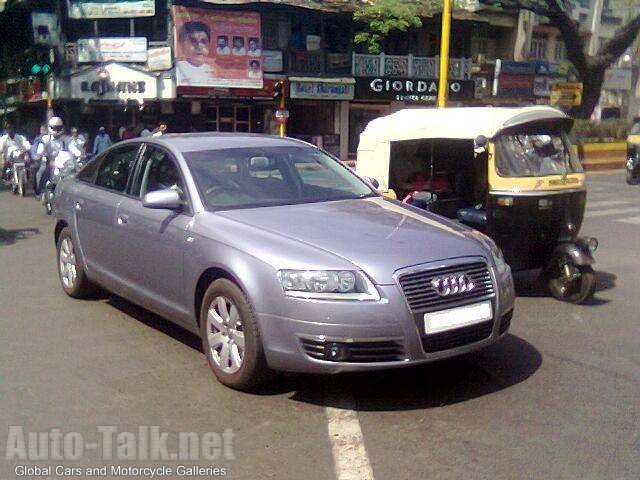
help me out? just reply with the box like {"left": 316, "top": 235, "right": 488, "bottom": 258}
{"left": 355, "top": 77, "right": 475, "bottom": 103}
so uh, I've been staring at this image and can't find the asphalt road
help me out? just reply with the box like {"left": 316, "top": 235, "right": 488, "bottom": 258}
{"left": 1, "top": 170, "right": 638, "bottom": 480}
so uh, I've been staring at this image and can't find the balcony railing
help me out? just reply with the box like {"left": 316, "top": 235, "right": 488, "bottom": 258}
{"left": 352, "top": 53, "right": 472, "bottom": 80}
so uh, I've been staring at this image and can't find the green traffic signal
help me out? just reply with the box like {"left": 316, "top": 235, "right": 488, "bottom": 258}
{"left": 29, "top": 63, "right": 52, "bottom": 76}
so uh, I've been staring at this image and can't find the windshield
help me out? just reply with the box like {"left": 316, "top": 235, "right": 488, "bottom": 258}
{"left": 495, "top": 131, "right": 583, "bottom": 177}
{"left": 184, "top": 146, "right": 376, "bottom": 210}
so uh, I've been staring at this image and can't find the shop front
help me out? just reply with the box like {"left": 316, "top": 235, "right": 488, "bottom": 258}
{"left": 69, "top": 62, "right": 162, "bottom": 139}
{"left": 287, "top": 76, "right": 355, "bottom": 159}
{"left": 349, "top": 76, "right": 476, "bottom": 159}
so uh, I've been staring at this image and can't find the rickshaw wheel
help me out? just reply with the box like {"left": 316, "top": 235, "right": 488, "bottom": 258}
{"left": 547, "top": 263, "right": 596, "bottom": 304}
{"left": 626, "top": 170, "right": 638, "bottom": 185}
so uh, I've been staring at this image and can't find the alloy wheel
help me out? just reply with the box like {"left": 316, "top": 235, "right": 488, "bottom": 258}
{"left": 58, "top": 238, "right": 77, "bottom": 289}
{"left": 205, "top": 296, "right": 245, "bottom": 374}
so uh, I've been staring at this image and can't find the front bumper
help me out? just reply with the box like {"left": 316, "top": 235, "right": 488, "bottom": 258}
{"left": 258, "top": 259, "right": 515, "bottom": 373}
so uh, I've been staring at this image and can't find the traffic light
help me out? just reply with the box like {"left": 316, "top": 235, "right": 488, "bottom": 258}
{"left": 29, "top": 62, "right": 52, "bottom": 77}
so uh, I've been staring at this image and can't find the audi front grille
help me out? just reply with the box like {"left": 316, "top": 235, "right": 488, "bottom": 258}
{"left": 398, "top": 261, "right": 495, "bottom": 313}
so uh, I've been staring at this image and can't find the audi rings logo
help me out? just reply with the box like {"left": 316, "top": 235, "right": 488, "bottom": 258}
{"left": 431, "top": 274, "right": 475, "bottom": 296}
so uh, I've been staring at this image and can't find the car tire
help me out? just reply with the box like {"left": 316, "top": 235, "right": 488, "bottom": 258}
{"left": 200, "top": 279, "right": 271, "bottom": 390}
{"left": 56, "top": 227, "right": 95, "bottom": 299}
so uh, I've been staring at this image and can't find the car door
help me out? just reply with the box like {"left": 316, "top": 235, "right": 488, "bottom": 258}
{"left": 73, "top": 144, "right": 141, "bottom": 286}
{"left": 114, "top": 144, "right": 193, "bottom": 322}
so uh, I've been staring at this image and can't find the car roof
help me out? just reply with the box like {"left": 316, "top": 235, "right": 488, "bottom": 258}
{"left": 358, "top": 106, "right": 572, "bottom": 150}
{"left": 148, "top": 132, "right": 311, "bottom": 153}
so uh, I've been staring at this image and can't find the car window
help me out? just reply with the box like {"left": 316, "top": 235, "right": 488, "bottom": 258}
{"left": 132, "top": 146, "right": 184, "bottom": 197}
{"left": 95, "top": 146, "right": 140, "bottom": 192}
{"left": 184, "top": 146, "right": 375, "bottom": 210}
{"left": 76, "top": 155, "right": 102, "bottom": 183}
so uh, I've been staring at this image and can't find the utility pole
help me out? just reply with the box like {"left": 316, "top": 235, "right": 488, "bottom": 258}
{"left": 437, "top": 0, "right": 452, "bottom": 108}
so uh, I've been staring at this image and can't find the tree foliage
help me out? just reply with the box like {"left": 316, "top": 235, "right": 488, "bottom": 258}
{"left": 353, "top": 0, "right": 424, "bottom": 54}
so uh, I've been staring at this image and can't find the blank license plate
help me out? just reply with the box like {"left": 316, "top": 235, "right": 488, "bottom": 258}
{"left": 424, "top": 301, "right": 493, "bottom": 334}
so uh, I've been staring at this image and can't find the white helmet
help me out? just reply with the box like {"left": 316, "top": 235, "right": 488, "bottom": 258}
{"left": 48, "top": 116, "right": 64, "bottom": 137}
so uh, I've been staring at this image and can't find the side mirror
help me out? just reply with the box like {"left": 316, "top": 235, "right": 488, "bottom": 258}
{"left": 412, "top": 191, "right": 437, "bottom": 203}
{"left": 363, "top": 176, "right": 380, "bottom": 189}
{"left": 474, "top": 135, "right": 488, "bottom": 155}
{"left": 142, "top": 189, "right": 182, "bottom": 210}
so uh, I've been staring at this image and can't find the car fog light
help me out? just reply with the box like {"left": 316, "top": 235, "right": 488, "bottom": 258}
{"left": 325, "top": 343, "right": 350, "bottom": 362}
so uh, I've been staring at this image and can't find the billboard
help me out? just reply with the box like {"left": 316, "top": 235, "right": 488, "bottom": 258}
{"left": 67, "top": 0, "right": 154, "bottom": 19}
{"left": 173, "top": 6, "right": 262, "bottom": 89}
{"left": 77, "top": 38, "right": 147, "bottom": 63}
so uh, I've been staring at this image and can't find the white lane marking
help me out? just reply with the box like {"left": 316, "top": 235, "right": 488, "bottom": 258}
{"left": 585, "top": 207, "right": 640, "bottom": 218}
{"left": 587, "top": 200, "right": 633, "bottom": 209}
{"left": 325, "top": 395, "right": 375, "bottom": 480}
{"left": 617, "top": 215, "right": 640, "bottom": 225}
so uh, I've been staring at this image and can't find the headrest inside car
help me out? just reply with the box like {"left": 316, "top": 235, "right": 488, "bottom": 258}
{"left": 249, "top": 156, "right": 274, "bottom": 170}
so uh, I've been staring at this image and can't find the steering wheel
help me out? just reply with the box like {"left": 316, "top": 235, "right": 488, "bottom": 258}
{"left": 204, "top": 178, "right": 243, "bottom": 197}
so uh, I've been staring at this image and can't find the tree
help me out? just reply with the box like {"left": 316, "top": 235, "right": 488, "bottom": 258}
{"left": 353, "top": 0, "right": 424, "bottom": 54}
{"left": 480, "top": 0, "right": 640, "bottom": 118}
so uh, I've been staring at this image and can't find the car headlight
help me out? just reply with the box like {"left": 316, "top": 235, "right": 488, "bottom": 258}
{"left": 53, "top": 167, "right": 61, "bottom": 176}
{"left": 277, "top": 270, "right": 380, "bottom": 301}
{"left": 468, "top": 230, "right": 509, "bottom": 274}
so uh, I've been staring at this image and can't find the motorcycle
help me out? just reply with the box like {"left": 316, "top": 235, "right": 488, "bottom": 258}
{"left": 43, "top": 151, "right": 80, "bottom": 215}
{"left": 3, "top": 147, "right": 29, "bottom": 196}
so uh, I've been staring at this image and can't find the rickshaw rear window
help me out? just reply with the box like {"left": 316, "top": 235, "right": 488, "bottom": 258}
{"left": 630, "top": 122, "right": 640, "bottom": 135}
{"left": 495, "top": 132, "right": 583, "bottom": 177}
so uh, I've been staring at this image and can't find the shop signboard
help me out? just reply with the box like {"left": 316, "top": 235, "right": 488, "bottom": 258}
{"left": 66, "top": 0, "right": 155, "bottom": 19}
{"left": 533, "top": 76, "right": 566, "bottom": 97}
{"left": 78, "top": 38, "right": 148, "bottom": 63}
{"left": 493, "top": 73, "right": 534, "bottom": 98}
{"left": 70, "top": 62, "right": 158, "bottom": 102}
{"left": 147, "top": 47, "right": 173, "bottom": 71}
{"left": 550, "top": 82, "right": 583, "bottom": 106}
{"left": 262, "top": 50, "right": 283, "bottom": 73}
{"left": 173, "top": 6, "right": 263, "bottom": 88}
{"left": 230, "top": 78, "right": 282, "bottom": 98}
{"left": 496, "top": 59, "right": 536, "bottom": 75}
{"left": 32, "top": 12, "right": 61, "bottom": 45}
{"left": 290, "top": 79, "right": 354, "bottom": 100}
{"left": 603, "top": 68, "right": 632, "bottom": 90}
{"left": 354, "top": 77, "right": 475, "bottom": 103}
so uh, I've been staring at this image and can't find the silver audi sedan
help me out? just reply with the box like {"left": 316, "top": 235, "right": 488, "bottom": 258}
{"left": 53, "top": 134, "right": 515, "bottom": 390}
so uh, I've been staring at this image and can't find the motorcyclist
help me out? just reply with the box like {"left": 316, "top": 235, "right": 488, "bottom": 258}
{"left": 0, "top": 121, "right": 31, "bottom": 182}
{"left": 35, "top": 116, "right": 67, "bottom": 197}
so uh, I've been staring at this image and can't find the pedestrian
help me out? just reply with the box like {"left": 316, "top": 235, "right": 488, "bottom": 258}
{"left": 122, "top": 125, "right": 136, "bottom": 140}
{"left": 68, "top": 127, "right": 86, "bottom": 162}
{"left": 118, "top": 125, "right": 126, "bottom": 141}
{"left": 93, "top": 127, "right": 112, "bottom": 155}
{"left": 151, "top": 122, "right": 167, "bottom": 137}
{"left": 140, "top": 125, "right": 152, "bottom": 137}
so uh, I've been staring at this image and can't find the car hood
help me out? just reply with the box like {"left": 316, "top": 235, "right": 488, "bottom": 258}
{"left": 216, "top": 197, "right": 489, "bottom": 284}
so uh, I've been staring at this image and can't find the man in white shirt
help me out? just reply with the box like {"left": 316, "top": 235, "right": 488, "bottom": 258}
{"left": 232, "top": 36, "right": 246, "bottom": 56}
{"left": 216, "top": 36, "right": 231, "bottom": 55}
{"left": 247, "top": 38, "right": 262, "bottom": 57}
{"left": 176, "top": 21, "right": 214, "bottom": 86}
{"left": 0, "top": 121, "right": 31, "bottom": 173}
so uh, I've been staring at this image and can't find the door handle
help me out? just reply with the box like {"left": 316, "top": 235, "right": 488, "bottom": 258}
{"left": 117, "top": 214, "right": 129, "bottom": 225}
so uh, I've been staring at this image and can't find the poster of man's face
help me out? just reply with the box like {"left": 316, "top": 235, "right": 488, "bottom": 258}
{"left": 179, "top": 21, "right": 210, "bottom": 67}
{"left": 173, "top": 6, "right": 263, "bottom": 88}
{"left": 32, "top": 12, "right": 60, "bottom": 45}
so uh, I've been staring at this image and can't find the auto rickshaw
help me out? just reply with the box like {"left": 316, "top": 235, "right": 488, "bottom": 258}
{"left": 626, "top": 116, "right": 640, "bottom": 184}
{"left": 356, "top": 106, "right": 598, "bottom": 303}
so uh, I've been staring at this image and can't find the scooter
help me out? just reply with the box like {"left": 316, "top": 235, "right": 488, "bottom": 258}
{"left": 43, "top": 151, "right": 78, "bottom": 215}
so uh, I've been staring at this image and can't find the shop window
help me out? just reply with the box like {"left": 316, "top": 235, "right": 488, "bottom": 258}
{"left": 554, "top": 40, "right": 566, "bottom": 61}
{"left": 530, "top": 34, "right": 548, "bottom": 60}
{"left": 287, "top": 102, "right": 334, "bottom": 138}
{"left": 202, "top": 105, "right": 251, "bottom": 133}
